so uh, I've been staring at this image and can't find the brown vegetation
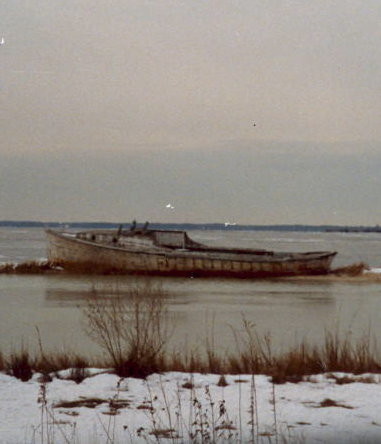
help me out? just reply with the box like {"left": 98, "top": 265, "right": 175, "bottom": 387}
{"left": 7, "top": 349, "right": 33, "bottom": 381}
{"left": 4, "top": 348, "right": 100, "bottom": 382}
{"left": 53, "top": 398, "right": 107, "bottom": 409}
{"left": 2, "top": 281, "right": 381, "bottom": 383}
{"left": 75, "top": 292, "right": 381, "bottom": 382}
{"left": 83, "top": 281, "right": 172, "bottom": 378}
{"left": 0, "top": 351, "right": 4, "bottom": 372}
{"left": 3, "top": 328, "right": 381, "bottom": 383}
{"left": 317, "top": 398, "right": 354, "bottom": 409}
{"left": 0, "top": 260, "right": 57, "bottom": 274}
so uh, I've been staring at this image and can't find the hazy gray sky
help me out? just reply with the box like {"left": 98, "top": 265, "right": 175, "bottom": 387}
{"left": 1, "top": 0, "right": 381, "bottom": 224}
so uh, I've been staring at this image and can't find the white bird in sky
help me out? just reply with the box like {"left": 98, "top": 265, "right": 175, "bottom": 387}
{"left": 165, "top": 203, "right": 175, "bottom": 210}
{"left": 0, "top": 37, "right": 5, "bottom": 45}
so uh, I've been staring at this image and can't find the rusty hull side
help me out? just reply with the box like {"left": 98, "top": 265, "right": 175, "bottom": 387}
{"left": 46, "top": 230, "right": 336, "bottom": 277}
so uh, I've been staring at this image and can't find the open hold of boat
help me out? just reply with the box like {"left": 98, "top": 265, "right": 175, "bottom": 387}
{"left": 46, "top": 223, "right": 337, "bottom": 277}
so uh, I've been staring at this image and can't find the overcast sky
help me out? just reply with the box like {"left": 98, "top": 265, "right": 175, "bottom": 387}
{"left": 1, "top": 0, "right": 381, "bottom": 224}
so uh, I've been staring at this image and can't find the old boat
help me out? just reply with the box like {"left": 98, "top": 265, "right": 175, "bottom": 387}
{"left": 46, "top": 223, "right": 337, "bottom": 277}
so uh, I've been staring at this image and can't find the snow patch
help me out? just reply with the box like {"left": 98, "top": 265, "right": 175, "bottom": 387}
{"left": 1, "top": 371, "right": 381, "bottom": 443}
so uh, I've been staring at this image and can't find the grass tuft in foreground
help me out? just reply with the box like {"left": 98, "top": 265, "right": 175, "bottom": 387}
{"left": 7, "top": 349, "right": 33, "bottom": 381}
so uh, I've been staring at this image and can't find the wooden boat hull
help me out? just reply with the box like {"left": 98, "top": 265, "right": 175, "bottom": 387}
{"left": 46, "top": 229, "right": 337, "bottom": 278}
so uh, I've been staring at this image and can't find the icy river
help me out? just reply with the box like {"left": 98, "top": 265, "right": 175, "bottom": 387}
{"left": 1, "top": 227, "right": 381, "bottom": 357}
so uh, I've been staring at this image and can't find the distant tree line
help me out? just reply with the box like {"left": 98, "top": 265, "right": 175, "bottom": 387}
{"left": 0, "top": 220, "right": 380, "bottom": 232}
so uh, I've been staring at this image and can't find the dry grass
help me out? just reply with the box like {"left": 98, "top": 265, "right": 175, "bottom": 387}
{"left": 224, "top": 324, "right": 381, "bottom": 383}
{"left": 53, "top": 398, "right": 107, "bottom": 409}
{"left": 217, "top": 375, "right": 229, "bottom": 387}
{"left": 6, "top": 349, "right": 34, "bottom": 381}
{"left": 2, "top": 282, "right": 381, "bottom": 382}
{"left": 34, "top": 352, "right": 91, "bottom": 375}
{"left": 4, "top": 348, "right": 97, "bottom": 383}
{"left": 316, "top": 398, "right": 354, "bottom": 409}
{"left": 161, "top": 320, "right": 381, "bottom": 384}
{"left": 33, "top": 326, "right": 97, "bottom": 380}
{"left": 0, "top": 351, "right": 4, "bottom": 372}
{"left": 2, "top": 328, "right": 381, "bottom": 383}
{"left": 83, "top": 281, "right": 173, "bottom": 378}
{"left": 327, "top": 373, "right": 377, "bottom": 384}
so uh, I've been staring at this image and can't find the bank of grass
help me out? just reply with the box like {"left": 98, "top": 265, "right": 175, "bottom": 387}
{"left": 171, "top": 328, "right": 381, "bottom": 383}
{"left": 2, "top": 280, "right": 381, "bottom": 382}
{"left": 3, "top": 328, "right": 381, "bottom": 384}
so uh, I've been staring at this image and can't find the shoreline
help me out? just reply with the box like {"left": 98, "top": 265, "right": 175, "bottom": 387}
{"left": 2, "top": 322, "right": 381, "bottom": 382}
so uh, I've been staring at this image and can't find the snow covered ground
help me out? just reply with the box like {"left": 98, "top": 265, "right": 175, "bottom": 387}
{"left": 1, "top": 370, "right": 381, "bottom": 443}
